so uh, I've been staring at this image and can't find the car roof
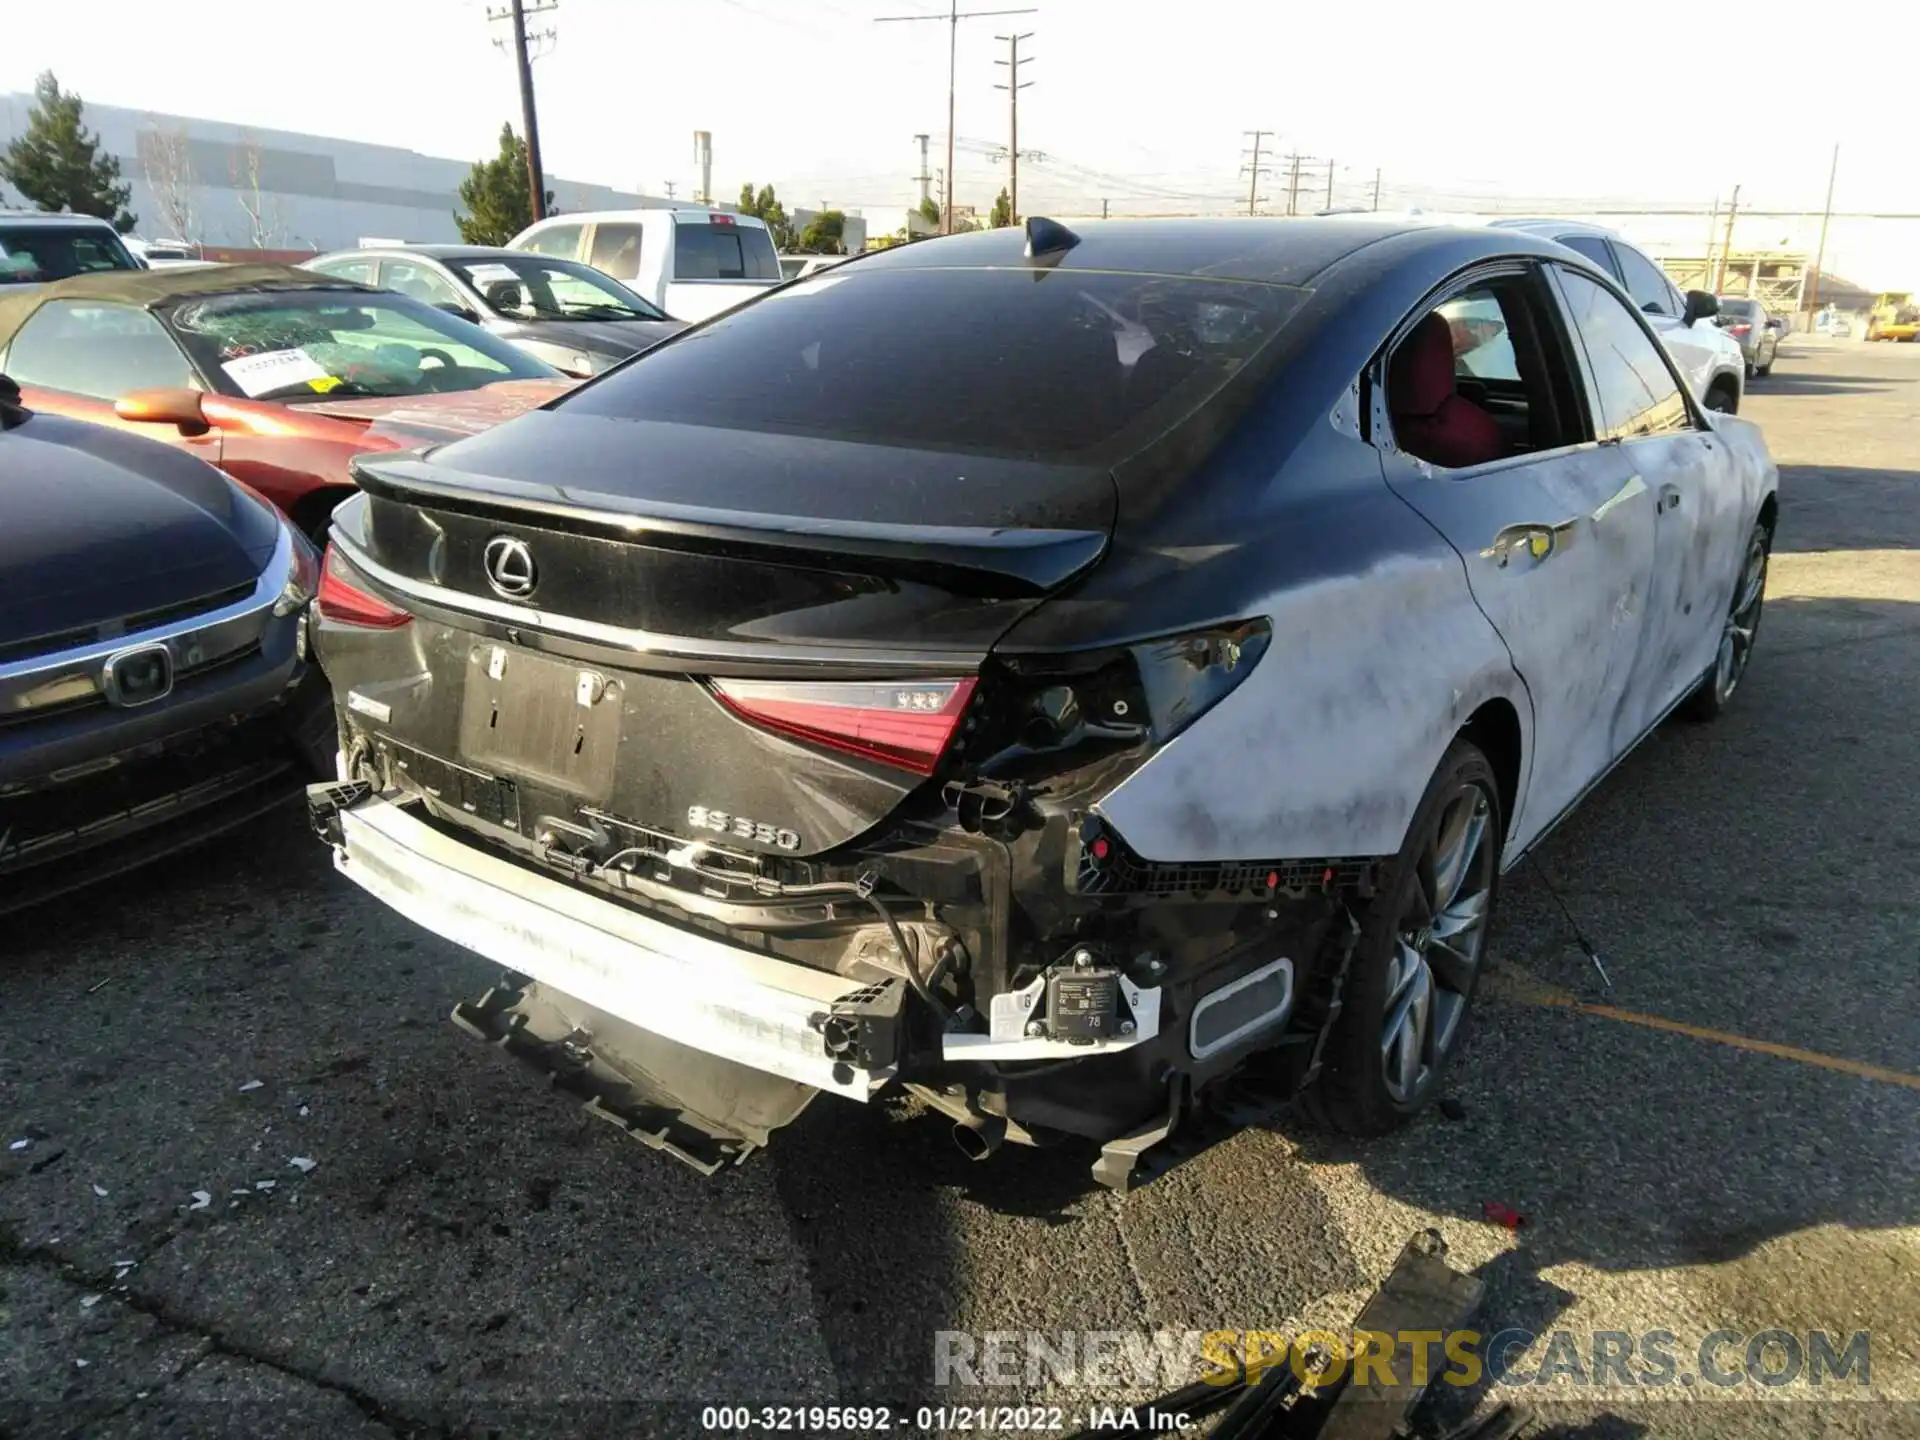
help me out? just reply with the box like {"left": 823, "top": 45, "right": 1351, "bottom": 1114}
{"left": 1482, "top": 216, "right": 1625, "bottom": 242}
{"left": 314, "top": 244, "right": 542, "bottom": 264}
{"left": 0, "top": 211, "right": 120, "bottom": 228}
{"left": 0, "top": 263, "right": 375, "bottom": 346}
{"left": 518, "top": 208, "right": 771, "bottom": 229}
{"left": 844, "top": 215, "right": 1569, "bottom": 288}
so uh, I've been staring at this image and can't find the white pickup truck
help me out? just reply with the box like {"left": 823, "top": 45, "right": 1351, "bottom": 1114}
{"left": 508, "top": 209, "right": 783, "bottom": 324}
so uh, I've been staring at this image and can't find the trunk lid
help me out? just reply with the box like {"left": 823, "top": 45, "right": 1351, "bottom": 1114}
{"left": 661, "top": 281, "right": 780, "bottom": 323}
{"left": 326, "top": 424, "right": 1112, "bottom": 856}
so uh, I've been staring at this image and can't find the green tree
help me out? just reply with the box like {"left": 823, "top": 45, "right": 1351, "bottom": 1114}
{"left": 736, "top": 183, "right": 795, "bottom": 249}
{"left": 454, "top": 124, "right": 554, "bottom": 246}
{"left": 914, "top": 196, "right": 941, "bottom": 233}
{"left": 797, "top": 209, "right": 846, "bottom": 255}
{"left": 989, "top": 186, "right": 1013, "bottom": 228}
{"left": 0, "top": 72, "right": 135, "bottom": 232}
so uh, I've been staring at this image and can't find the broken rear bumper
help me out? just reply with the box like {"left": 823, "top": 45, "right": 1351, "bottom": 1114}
{"left": 322, "top": 785, "right": 893, "bottom": 1102}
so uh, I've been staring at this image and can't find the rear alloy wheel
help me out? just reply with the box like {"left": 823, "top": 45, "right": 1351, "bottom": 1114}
{"left": 1301, "top": 740, "right": 1501, "bottom": 1135}
{"left": 1681, "top": 521, "right": 1769, "bottom": 722}
{"left": 1704, "top": 383, "right": 1737, "bottom": 414}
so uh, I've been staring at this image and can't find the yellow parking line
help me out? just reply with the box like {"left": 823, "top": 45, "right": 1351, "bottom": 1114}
{"left": 1483, "top": 968, "right": 1920, "bottom": 1091}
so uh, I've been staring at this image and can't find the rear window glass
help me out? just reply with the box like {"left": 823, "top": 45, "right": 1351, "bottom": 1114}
{"left": 1716, "top": 298, "right": 1758, "bottom": 317}
{"left": 672, "top": 221, "right": 781, "bottom": 281}
{"left": 0, "top": 225, "right": 139, "bottom": 285}
{"left": 562, "top": 267, "right": 1306, "bottom": 462}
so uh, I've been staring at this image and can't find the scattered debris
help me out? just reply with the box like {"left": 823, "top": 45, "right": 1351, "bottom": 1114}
{"left": 1481, "top": 1201, "right": 1528, "bottom": 1231}
{"left": 238, "top": 1080, "right": 265, "bottom": 1093}
{"left": 8, "top": 1138, "right": 29, "bottom": 1152}
{"left": 288, "top": 1156, "right": 318, "bottom": 1174}
{"left": 112, "top": 1259, "right": 136, "bottom": 1277}
{"left": 28, "top": 1148, "right": 66, "bottom": 1175}
{"left": 1438, "top": 1097, "right": 1467, "bottom": 1122}
{"left": 231, "top": 1188, "right": 252, "bottom": 1197}
{"left": 80, "top": 1295, "right": 102, "bottom": 1309}
{"left": 91, "top": 1184, "right": 108, "bottom": 1198}
{"left": 254, "top": 1179, "right": 277, "bottom": 1192}
{"left": 87, "top": 976, "right": 114, "bottom": 995}
{"left": 189, "top": 1190, "right": 212, "bottom": 1211}
{"left": 75, "top": 1358, "right": 90, "bottom": 1369}
{"left": 298, "top": 1106, "right": 311, "bottom": 1117}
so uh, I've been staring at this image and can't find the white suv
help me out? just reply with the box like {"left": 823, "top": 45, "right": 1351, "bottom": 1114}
{"left": 1485, "top": 219, "right": 1746, "bottom": 413}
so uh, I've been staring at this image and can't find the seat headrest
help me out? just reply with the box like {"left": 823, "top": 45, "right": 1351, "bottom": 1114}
{"left": 1389, "top": 312, "right": 1458, "bottom": 418}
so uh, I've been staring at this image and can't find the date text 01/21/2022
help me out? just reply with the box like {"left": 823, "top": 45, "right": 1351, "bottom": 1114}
{"left": 698, "top": 1404, "right": 1100, "bottom": 1432}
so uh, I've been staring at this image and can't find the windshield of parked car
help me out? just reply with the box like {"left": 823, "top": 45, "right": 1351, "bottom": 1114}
{"left": 0, "top": 225, "right": 140, "bottom": 285}
{"left": 163, "top": 288, "right": 558, "bottom": 401}
{"left": 448, "top": 255, "right": 670, "bottom": 322}
{"left": 563, "top": 267, "right": 1306, "bottom": 462}
{"left": 672, "top": 219, "right": 782, "bottom": 281}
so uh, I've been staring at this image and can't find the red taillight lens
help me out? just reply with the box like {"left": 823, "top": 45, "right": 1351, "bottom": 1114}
{"left": 1728, "top": 323, "right": 1751, "bottom": 336}
{"left": 711, "top": 677, "right": 977, "bottom": 775}
{"left": 316, "top": 547, "right": 412, "bottom": 629}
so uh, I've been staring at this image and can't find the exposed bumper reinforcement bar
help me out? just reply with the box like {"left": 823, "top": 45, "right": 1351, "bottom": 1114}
{"left": 315, "top": 784, "right": 893, "bottom": 1101}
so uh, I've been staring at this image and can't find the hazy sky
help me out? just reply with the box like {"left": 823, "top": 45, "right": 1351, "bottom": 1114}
{"left": 6, "top": 0, "right": 1913, "bottom": 219}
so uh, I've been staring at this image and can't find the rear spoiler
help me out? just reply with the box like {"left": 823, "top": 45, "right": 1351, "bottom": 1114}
{"left": 350, "top": 453, "right": 1109, "bottom": 599}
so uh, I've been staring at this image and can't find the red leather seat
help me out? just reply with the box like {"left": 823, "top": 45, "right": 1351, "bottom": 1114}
{"left": 1388, "top": 312, "right": 1504, "bottom": 469}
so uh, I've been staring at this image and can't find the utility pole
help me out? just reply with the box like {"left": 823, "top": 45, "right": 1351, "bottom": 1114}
{"left": 1371, "top": 167, "right": 1381, "bottom": 211}
{"left": 993, "top": 32, "right": 1034, "bottom": 222}
{"left": 489, "top": 0, "right": 557, "bottom": 222}
{"left": 913, "top": 133, "right": 932, "bottom": 208}
{"left": 1283, "top": 152, "right": 1310, "bottom": 216}
{"left": 1101, "top": 197, "right": 1109, "bottom": 220}
{"left": 1324, "top": 158, "right": 1335, "bottom": 211}
{"left": 664, "top": 180, "right": 676, "bottom": 200}
{"left": 1241, "top": 130, "right": 1273, "bottom": 216}
{"left": 1717, "top": 184, "right": 1740, "bottom": 291}
{"left": 1807, "top": 144, "right": 1839, "bottom": 318}
{"left": 876, "top": 1, "right": 1037, "bottom": 236}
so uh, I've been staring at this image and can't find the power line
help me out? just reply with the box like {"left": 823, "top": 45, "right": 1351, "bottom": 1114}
{"left": 875, "top": 2, "right": 1037, "bottom": 234}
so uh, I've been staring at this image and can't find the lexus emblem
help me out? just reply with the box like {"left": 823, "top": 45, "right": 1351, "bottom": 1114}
{"left": 483, "top": 536, "right": 537, "bottom": 599}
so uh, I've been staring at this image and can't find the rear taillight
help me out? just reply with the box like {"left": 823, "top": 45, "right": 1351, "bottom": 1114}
{"left": 316, "top": 546, "right": 412, "bottom": 629}
{"left": 711, "top": 677, "right": 977, "bottom": 775}
{"left": 1727, "top": 323, "right": 1751, "bottom": 336}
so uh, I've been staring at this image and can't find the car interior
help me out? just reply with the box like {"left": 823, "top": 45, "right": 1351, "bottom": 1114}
{"left": 1387, "top": 274, "right": 1584, "bottom": 468}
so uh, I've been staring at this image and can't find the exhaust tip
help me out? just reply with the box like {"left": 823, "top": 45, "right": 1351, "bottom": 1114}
{"left": 952, "top": 1114, "right": 1007, "bottom": 1162}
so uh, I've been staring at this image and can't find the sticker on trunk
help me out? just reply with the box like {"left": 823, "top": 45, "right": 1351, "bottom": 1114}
{"left": 221, "top": 347, "right": 334, "bottom": 397}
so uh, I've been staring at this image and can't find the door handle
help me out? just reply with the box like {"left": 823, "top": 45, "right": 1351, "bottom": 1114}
{"left": 1658, "top": 484, "right": 1683, "bottom": 514}
{"left": 1483, "top": 520, "right": 1575, "bottom": 567}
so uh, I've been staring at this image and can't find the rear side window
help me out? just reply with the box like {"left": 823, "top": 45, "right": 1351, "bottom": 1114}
{"left": 0, "top": 225, "right": 139, "bottom": 285}
{"left": 313, "top": 258, "right": 378, "bottom": 285}
{"left": 518, "top": 224, "right": 581, "bottom": 259}
{"left": 1614, "top": 243, "right": 1680, "bottom": 317}
{"left": 563, "top": 267, "right": 1304, "bottom": 462}
{"left": 1556, "top": 234, "right": 1620, "bottom": 281}
{"left": 672, "top": 221, "right": 781, "bottom": 281}
{"left": 589, "top": 223, "right": 644, "bottom": 279}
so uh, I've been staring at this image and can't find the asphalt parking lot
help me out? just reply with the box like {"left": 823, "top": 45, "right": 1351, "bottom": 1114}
{"left": 5, "top": 336, "right": 1918, "bottom": 1440}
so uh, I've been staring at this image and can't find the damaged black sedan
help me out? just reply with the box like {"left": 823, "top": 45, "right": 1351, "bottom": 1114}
{"left": 308, "top": 217, "right": 1777, "bottom": 1187}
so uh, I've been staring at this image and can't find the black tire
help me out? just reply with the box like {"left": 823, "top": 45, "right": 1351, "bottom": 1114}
{"left": 1744, "top": 361, "right": 1755, "bottom": 380}
{"left": 1704, "top": 382, "right": 1737, "bottom": 414}
{"left": 1680, "top": 520, "right": 1770, "bottom": 722}
{"left": 1755, "top": 359, "right": 1773, "bottom": 377}
{"left": 1299, "top": 740, "right": 1503, "bottom": 1136}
